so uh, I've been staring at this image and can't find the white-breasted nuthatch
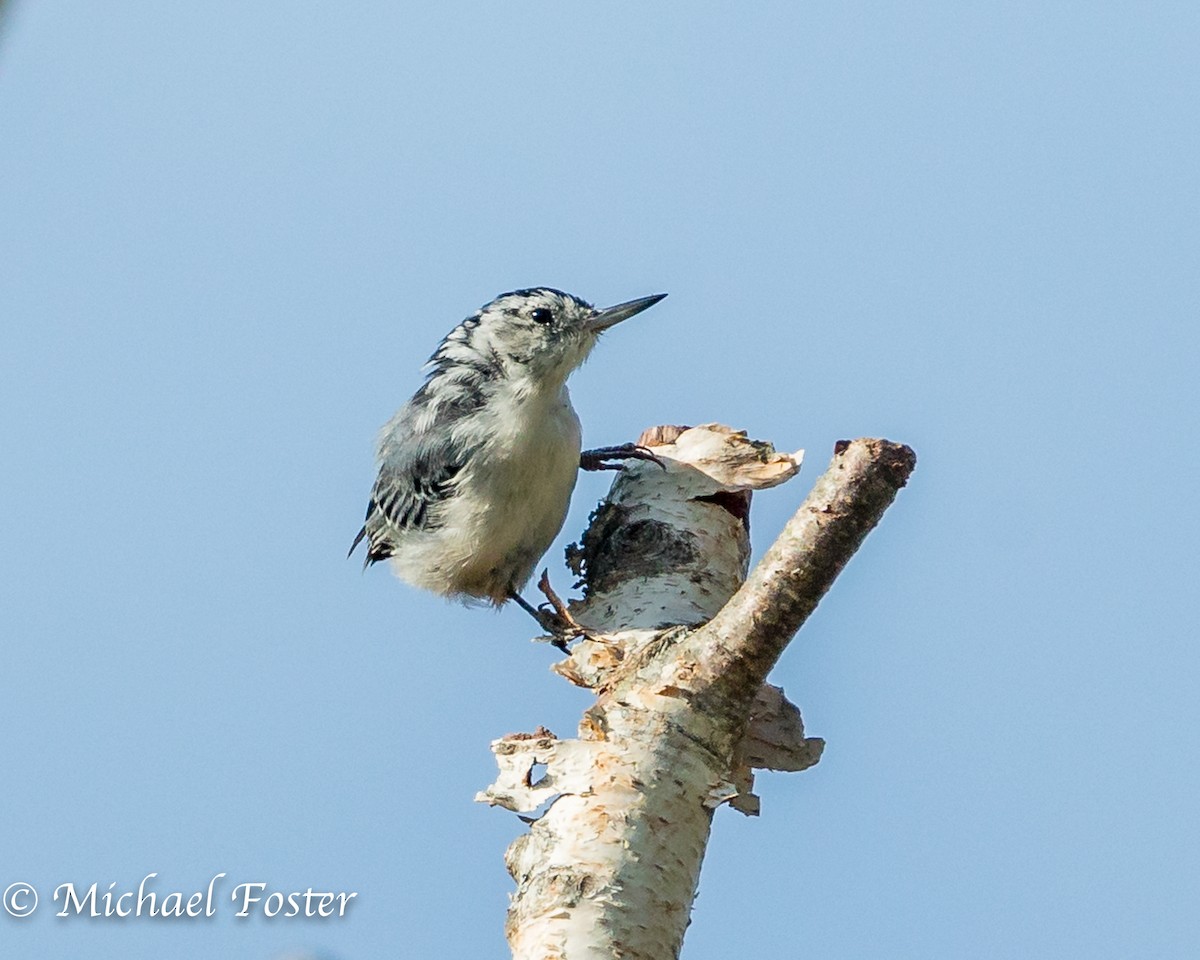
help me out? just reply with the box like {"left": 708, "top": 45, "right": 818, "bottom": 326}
{"left": 350, "top": 287, "right": 666, "bottom": 631}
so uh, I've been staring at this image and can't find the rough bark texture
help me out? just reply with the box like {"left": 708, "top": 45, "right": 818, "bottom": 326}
{"left": 478, "top": 426, "right": 915, "bottom": 959}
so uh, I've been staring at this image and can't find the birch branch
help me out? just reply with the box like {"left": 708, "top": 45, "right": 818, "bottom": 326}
{"left": 684, "top": 436, "right": 918, "bottom": 713}
{"left": 478, "top": 426, "right": 916, "bottom": 959}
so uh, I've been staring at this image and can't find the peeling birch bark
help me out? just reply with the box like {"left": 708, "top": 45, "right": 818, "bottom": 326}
{"left": 478, "top": 426, "right": 916, "bottom": 959}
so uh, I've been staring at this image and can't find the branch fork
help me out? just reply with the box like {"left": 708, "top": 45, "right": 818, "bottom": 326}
{"left": 478, "top": 424, "right": 916, "bottom": 959}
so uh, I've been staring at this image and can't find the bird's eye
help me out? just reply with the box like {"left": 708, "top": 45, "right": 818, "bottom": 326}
{"left": 530, "top": 308, "right": 553, "bottom": 325}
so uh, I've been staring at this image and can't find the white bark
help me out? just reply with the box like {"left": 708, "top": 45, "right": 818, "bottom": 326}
{"left": 478, "top": 426, "right": 916, "bottom": 959}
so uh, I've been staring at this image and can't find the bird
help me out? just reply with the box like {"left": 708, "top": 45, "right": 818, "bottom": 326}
{"left": 349, "top": 286, "right": 667, "bottom": 637}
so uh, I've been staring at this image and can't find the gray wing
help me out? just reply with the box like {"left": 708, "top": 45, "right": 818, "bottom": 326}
{"left": 349, "top": 388, "right": 477, "bottom": 566}
{"left": 348, "top": 444, "right": 463, "bottom": 566}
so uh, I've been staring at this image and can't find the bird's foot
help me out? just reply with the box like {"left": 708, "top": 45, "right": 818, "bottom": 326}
{"left": 579, "top": 442, "right": 667, "bottom": 472}
{"left": 508, "top": 575, "right": 588, "bottom": 653}
{"left": 536, "top": 570, "right": 585, "bottom": 635}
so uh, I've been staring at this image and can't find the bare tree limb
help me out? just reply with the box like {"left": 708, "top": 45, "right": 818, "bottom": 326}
{"left": 479, "top": 427, "right": 916, "bottom": 959}
{"left": 687, "top": 437, "right": 917, "bottom": 711}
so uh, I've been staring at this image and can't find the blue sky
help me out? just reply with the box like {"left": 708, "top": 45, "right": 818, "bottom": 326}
{"left": 1, "top": 1, "right": 1197, "bottom": 957}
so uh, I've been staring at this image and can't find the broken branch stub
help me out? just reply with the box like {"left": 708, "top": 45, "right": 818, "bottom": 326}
{"left": 565, "top": 423, "right": 803, "bottom": 636}
{"left": 478, "top": 426, "right": 916, "bottom": 960}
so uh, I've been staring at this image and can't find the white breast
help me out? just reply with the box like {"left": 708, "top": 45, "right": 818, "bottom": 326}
{"left": 391, "top": 383, "right": 582, "bottom": 603}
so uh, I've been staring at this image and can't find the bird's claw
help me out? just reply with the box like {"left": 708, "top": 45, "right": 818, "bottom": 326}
{"left": 507, "top": 575, "right": 589, "bottom": 652}
{"left": 534, "top": 570, "right": 589, "bottom": 652}
{"left": 579, "top": 443, "right": 667, "bottom": 472}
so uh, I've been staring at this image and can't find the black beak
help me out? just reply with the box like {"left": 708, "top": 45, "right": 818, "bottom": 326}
{"left": 586, "top": 293, "right": 667, "bottom": 332}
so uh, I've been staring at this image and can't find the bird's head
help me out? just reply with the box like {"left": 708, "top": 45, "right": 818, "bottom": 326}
{"left": 430, "top": 288, "right": 667, "bottom": 390}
